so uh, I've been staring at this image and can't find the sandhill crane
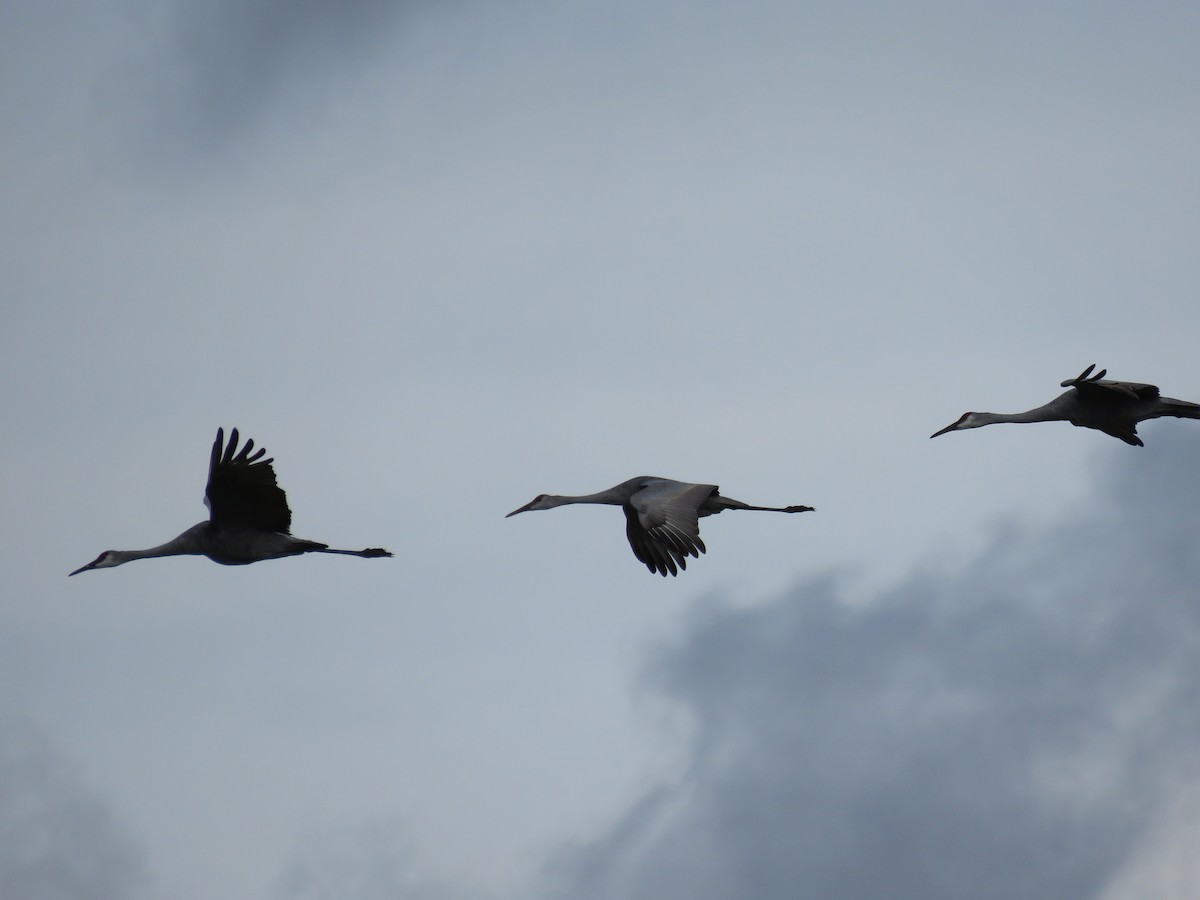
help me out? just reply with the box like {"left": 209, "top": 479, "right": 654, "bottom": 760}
{"left": 70, "top": 428, "right": 393, "bottom": 575}
{"left": 931, "top": 364, "right": 1200, "bottom": 446}
{"left": 506, "top": 477, "right": 814, "bottom": 576}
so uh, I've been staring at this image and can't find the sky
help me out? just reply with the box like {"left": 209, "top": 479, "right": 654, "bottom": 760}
{"left": 3, "top": 1, "right": 1200, "bottom": 897}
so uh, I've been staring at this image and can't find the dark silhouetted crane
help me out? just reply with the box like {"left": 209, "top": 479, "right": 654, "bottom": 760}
{"left": 70, "top": 428, "right": 393, "bottom": 575}
{"left": 931, "top": 364, "right": 1200, "bottom": 446}
{"left": 506, "top": 477, "right": 814, "bottom": 576}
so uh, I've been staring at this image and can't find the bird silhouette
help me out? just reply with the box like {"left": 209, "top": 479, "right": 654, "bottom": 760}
{"left": 506, "top": 477, "right": 813, "bottom": 576}
{"left": 931, "top": 364, "right": 1200, "bottom": 446}
{"left": 70, "top": 428, "right": 393, "bottom": 575}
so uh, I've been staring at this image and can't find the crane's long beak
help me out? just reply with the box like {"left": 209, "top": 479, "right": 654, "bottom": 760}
{"left": 505, "top": 503, "right": 532, "bottom": 518}
{"left": 929, "top": 421, "right": 959, "bottom": 439}
{"left": 68, "top": 560, "right": 97, "bottom": 576}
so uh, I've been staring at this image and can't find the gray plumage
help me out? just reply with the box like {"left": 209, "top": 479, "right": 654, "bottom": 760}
{"left": 506, "top": 477, "right": 814, "bottom": 576}
{"left": 931, "top": 364, "right": 1200, "bottom": 446}
{"left": 69, "top": 428, "right": 393, "bottom": 575}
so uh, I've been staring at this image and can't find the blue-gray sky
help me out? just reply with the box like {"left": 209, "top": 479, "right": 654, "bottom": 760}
{"left": 3, "top": 1, "right": 1200, "bottom": 897}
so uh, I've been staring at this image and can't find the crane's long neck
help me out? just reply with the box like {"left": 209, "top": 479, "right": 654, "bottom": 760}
{"left": 976, "top": 401, "right": 1066, "bottom": 426}
{"left": 545, "top": 488, "right": 627, "bottom": 508}
{"left": 111, "top": 526, "right": 206, "bottom": 565}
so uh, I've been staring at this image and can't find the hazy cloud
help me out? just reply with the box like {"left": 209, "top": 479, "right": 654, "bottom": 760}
{"left": 0, "top": 721, "right": 148, "bottom": 900}
{"left": 153, "top": 0, "right": 430, "bottom": 146}
{"left": 544, "top": 434, "right": 1200, "bottom": 899}
{"left": 273, "top": 819, "right": 467, "bottom": 900}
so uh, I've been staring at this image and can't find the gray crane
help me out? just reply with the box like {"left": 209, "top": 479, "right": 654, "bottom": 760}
{"left": 70, "top": 428, "right": 393, "bottom": 575}
{"left": 931, "top": 364, "right": 1200, "bottom": 446}
{"left": 506, "top": 477, "right": 814, "bottom": 576}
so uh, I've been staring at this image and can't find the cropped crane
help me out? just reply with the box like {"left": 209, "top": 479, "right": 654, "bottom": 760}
{"left": 931, "top": 364, "right": 1200, "bottom": 446}
{"left": 506, "top": 477, "right": 814, "bottom": 576}
{"left": 70, "top": 428, "right": 393, "bottom": 575}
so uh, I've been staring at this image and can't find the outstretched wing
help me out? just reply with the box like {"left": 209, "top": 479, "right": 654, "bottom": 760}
{"left": 1063, "top": 365, "right": 1160, "bottom": 403}
{"left": 205, "top": 427, "right": 292, "bottom": 533}
{"left": 623, "top": 481, "right": 713, "bottom": 576}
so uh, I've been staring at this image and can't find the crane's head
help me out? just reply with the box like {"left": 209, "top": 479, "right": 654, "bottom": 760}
{"left": 69, "top": 550, "right": 122, "bottom": 576}
{"left": 505, "top": 494, "right": 555, "bottom": 517}
{"left": 930, "top": 412, "right": 984, "bottom": 438}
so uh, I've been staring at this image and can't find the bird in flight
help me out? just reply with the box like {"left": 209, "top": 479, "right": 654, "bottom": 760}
{"left": 506, "top": 476, "right": 814, "bottom": 576}
{"left": 931, "top": 364, "right": 1200, "bottom": 446}
{"left": 70, "top": 428, "right": 393, "bottom": 575}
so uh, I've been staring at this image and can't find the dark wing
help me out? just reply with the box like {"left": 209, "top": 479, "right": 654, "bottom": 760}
{"left": 623, "top": 481, "right": 712, "bottom": 577}
{"left": 1084, "top": 379, "right": 1160, "bottom": 401}
{"left": 1074, "top": 379, "right": 1160, "bottom": 403}
{"left": 1063, "top": 364, "right": 1160, "bottom": 402}
{"left": 204, "top": 427, "right": 292, "bottom": 532}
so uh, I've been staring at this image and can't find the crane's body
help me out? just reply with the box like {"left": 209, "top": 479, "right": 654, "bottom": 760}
{"left": 70, "top": 428, "right": 392, "bottom": 575}
{"left": 931, "top": 365, "right": 1200, "bottom": 446}
{"left": 506, "top": 476, "right": 813, "bottom": 577}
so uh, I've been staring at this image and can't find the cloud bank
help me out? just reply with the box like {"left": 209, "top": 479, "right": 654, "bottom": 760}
{"left": 0, "top": 721, "right": 148, "bottom": 900}
{"left": 148, "top": 0, "right": 431, "bottom": 149}
{"left": 544, "top": 433, "right": 1200, "bottom": 899}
